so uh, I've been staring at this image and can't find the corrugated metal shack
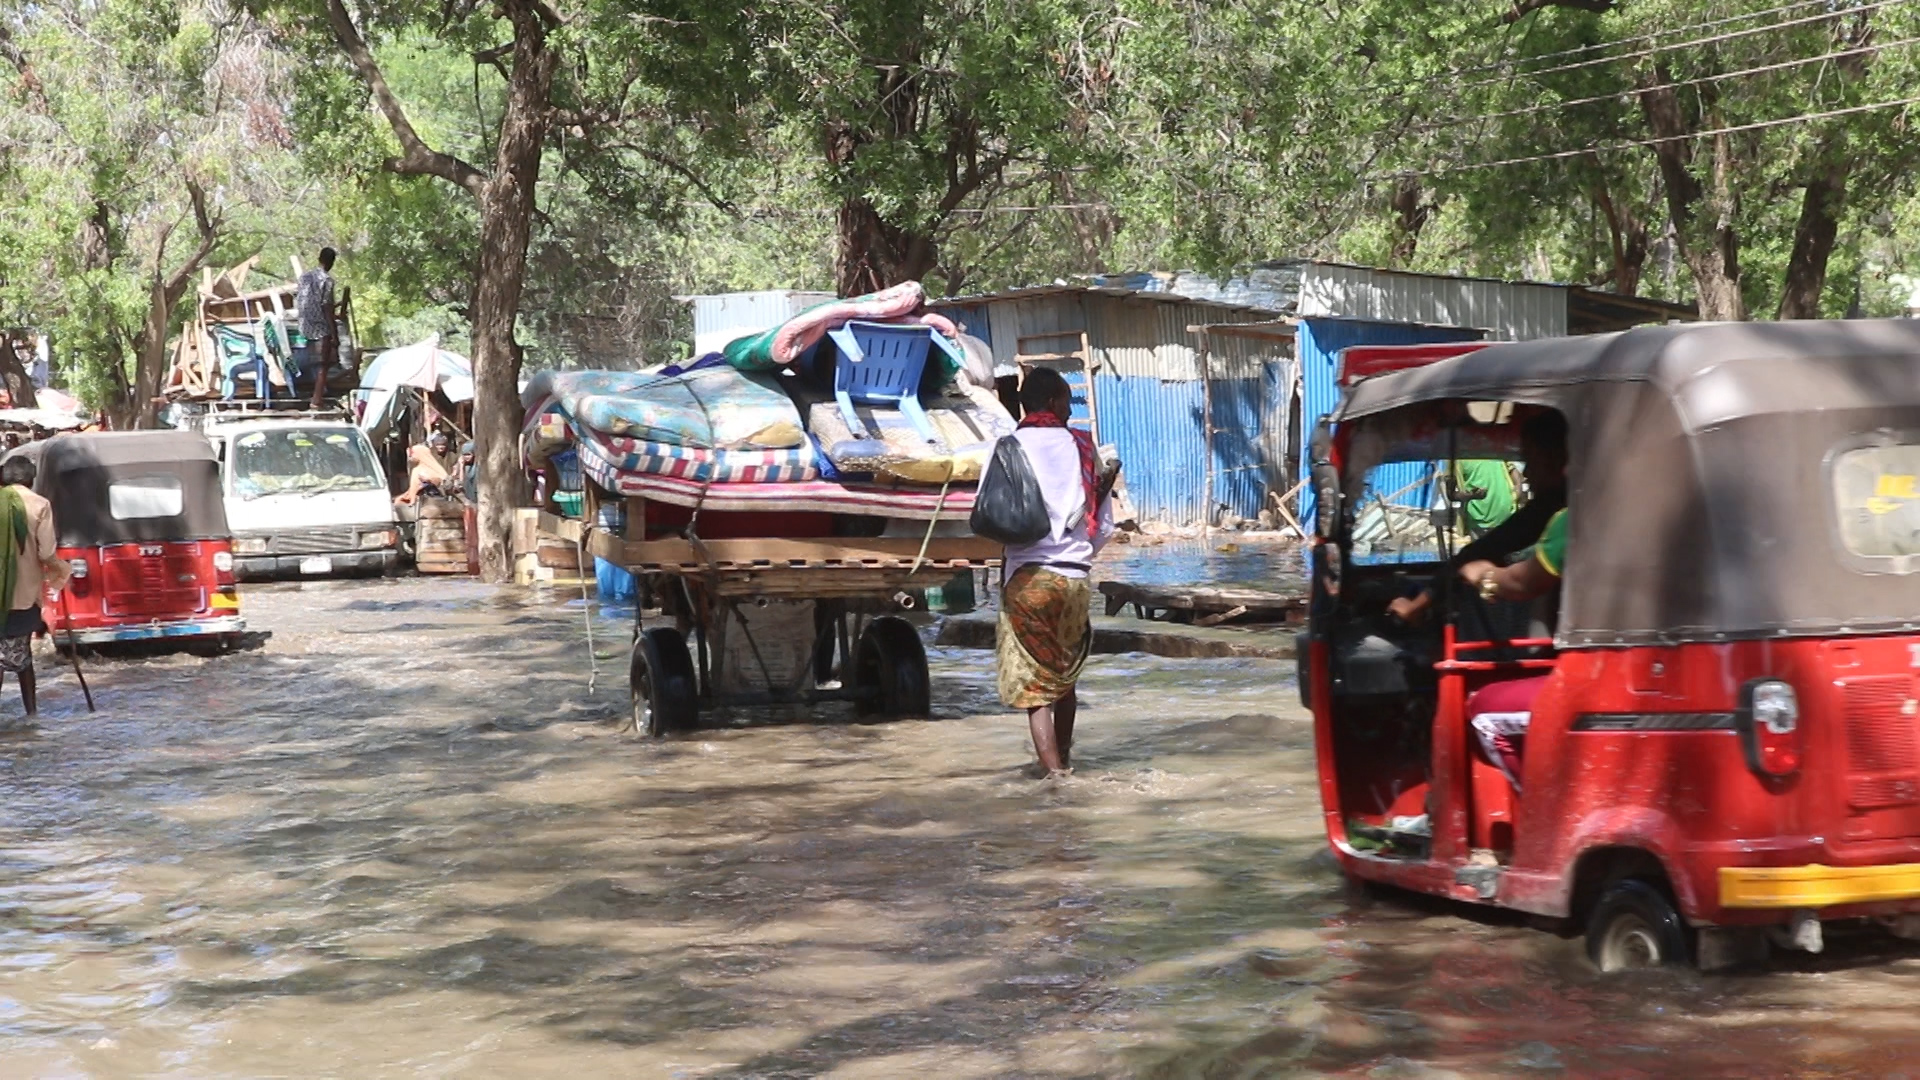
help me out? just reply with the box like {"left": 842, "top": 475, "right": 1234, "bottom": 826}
{"left": 683, "top": 266, "right": 1692, "bottom": 530}
{"left": 685, "top": 290, "right": 836, "bottom": 358}
{"left": 1093, "top": 260, "right": 1691, "bottom": 526}
{"left": 930, "top": 286, "right": 1294, "bottom": 526}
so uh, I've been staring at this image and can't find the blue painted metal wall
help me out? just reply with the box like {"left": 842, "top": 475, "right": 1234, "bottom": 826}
{"left": 1095, "top": 375, "right": 1203, "bottom": 523}
{"left": 1209, "top": 376, "right": 1268, "bottom": 522}
{"left": 1094, "top": 372, "right": 1277, "bottom": 526}
{"left": 1297, "top": 318, "right": 1483, "bottom": 526}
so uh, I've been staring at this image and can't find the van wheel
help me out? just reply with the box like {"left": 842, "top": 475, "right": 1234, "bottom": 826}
{"left": 1587, "top": 879, "right": 1690, "bottom": 972}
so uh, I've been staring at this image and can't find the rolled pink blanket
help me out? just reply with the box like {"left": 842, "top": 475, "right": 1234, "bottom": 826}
{"left": 771, "top": 281, "right": 925, "bottom": 366}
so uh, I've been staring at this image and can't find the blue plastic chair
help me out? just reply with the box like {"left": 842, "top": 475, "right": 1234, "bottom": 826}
{"left": 826, "top": 321, "right": 964, "bottom": 445}
{"left": 216, "top": 328, "right": 271, "bottom": 400}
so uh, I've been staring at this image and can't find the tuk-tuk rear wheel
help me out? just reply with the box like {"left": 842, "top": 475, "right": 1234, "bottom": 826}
{"left": 1587, "top": 879, "right": 1690, "bottom": 973}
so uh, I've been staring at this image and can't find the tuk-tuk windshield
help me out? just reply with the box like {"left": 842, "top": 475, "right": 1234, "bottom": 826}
{"left": 230, "top": 428, "right": 384, "bottom": 498}
{"left": 1345, "top": 406, "right": 1529, "bottom": 566}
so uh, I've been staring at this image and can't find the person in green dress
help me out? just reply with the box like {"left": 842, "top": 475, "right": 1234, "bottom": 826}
{"left": 1452, "top": 458, "right": 1516, "bottom": 536}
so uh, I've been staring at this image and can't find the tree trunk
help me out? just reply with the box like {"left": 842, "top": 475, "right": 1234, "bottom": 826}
{"left": 1776, "top": 12, "right": 1870, "bottom": 321}
{"left": 0, "top": 333, "right": 36, "bottom": 410}
{"left": 1389, "top": 176, "right": 1430, "bottom": 266}
{"left": 1639, "top": 75, "right": 1745, "bottom": 320}
{"left": 1591, "top": 179, "right": 1648, "bottom": 296}
{"left": 471, "top": 22, "right": 555, "bottom": 583}
{"left": 132, "top": 277, "right": 173, "bottom": 428}
{"left": 833, "top": 196, "right": 938, "bottom": 297}
{"left": 1778, "top": 156, "right": 1847, "bottom": 320}
{"left": 132, "top": 181, "right": 221, "bottom": 429}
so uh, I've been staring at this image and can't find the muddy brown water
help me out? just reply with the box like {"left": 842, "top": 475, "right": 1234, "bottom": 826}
{"left": 2, "top": 579, "right": 1920, "bottom": 1078}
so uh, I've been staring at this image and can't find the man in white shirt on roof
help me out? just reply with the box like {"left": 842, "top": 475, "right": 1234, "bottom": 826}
{"left": 993, "top": 367, "right": 1117, "bottom": 778}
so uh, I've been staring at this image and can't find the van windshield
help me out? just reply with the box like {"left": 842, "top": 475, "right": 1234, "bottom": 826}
{"left": 230, "top": 428, "right": 384, "bottom": 497}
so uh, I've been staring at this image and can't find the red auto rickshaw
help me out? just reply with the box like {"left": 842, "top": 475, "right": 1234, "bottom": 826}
{"left": 6, "top": 431, "right": 245, "bottom": 647}
{"left": 1305, "top": 319, "right": 1920, "bottom": 971}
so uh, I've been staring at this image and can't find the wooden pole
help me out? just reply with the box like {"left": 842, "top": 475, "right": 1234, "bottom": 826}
{"left": 1198, "top": 327, "right": 1214, "bottom": 532}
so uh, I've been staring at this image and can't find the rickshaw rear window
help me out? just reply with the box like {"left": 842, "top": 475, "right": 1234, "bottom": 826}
{"left": 109, "top": 476, "right": 185, "bottom": 521}
{"left": 1832, "top": 444, "right": 1920, "bottom": 561}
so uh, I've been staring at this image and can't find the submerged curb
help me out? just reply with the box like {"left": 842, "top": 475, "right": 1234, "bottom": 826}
{"left": 933, "top": 612, "right": 1295, "bottom": 661}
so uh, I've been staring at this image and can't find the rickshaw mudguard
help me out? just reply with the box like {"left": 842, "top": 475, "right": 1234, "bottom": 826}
{"left": 1496, "top": 809, "right": 1698, "bottom": 920}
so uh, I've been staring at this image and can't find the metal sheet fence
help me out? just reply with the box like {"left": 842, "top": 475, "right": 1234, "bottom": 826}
{"left": 1094, "top": 367, "right": 1290, "bottom": 527}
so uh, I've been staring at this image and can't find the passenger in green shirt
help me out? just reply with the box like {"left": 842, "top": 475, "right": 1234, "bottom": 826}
{"left": 1388, "top": 411, "right": 1568, "bottom": 626}
{"left": 1452, "top": 459, "right": 1516, "bottom": 536}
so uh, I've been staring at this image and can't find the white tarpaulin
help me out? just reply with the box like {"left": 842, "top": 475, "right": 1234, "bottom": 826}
{"left": 358, "top": 335, "right": 474, "bottom": 442}
{"left": 361, "top": 335, "right": 474, "bottom": 402}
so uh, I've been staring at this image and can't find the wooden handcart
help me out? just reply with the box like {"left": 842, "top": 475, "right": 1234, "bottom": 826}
{"left": 542, "top": 510, "right": 1000, "bottom": 736}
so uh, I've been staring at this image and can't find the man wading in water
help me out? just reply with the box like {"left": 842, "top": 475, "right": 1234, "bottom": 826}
{"left": 0, "top": 458, "right": 67, "bottom": 717}
{"left": 993, "top": 368, "right": 1117, "bottom": 778}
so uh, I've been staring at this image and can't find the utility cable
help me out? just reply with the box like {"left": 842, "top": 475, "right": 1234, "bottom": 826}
{"left": 1390, "top": 0, "right": 1901, "bottom": 98}
{"left": 1372, "top": 0, "right": 1880, "bottom": 92}
{"left": 1404, "top": 34, "right": 1917, "bottom": 134}
{"left": 1372, "top": 92, "right": 1920, "bottom": 179}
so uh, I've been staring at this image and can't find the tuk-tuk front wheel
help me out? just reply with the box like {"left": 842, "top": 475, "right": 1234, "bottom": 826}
{"left": 632, "top": 627, "right": 698, "bottom": 737}
{"left": 1587, "top": 879, "right": 1690, "bottom": 972}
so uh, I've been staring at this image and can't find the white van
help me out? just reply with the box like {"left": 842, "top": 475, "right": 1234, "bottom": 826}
{"left": 204, "top": 416, "right": 401, "bottom": 580}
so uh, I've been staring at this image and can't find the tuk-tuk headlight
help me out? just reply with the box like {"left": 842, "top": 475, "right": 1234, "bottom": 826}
{"left": 213, "top": 551, "right": 234, "bottom": 573}
{"left": 234, "top": 537, "right": 269, "bottom": 556}
{"left": 1738, "top": 678, "right": 1802, "bottom": 779}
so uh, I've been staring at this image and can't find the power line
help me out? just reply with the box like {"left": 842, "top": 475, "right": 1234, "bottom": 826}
{"left": 1405, "top": 34, "right": 1915, "bottom": 134}
{"left": 1439, "top": 0, "right": 1897, "bottom": 95}
{"left": 1373, "top": 93, "right": 1920, "bottom": 180}
{"left": 1377, "top": 0, "right": 1852, "bottom": 91}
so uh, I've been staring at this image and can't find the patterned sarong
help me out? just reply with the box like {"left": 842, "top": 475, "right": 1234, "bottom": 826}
{"left": 996, "top": 565, "right": 1092, "bottom": 708}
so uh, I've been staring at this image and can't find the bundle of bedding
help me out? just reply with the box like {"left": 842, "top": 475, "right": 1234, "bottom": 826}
{"left": 722, "top": 281, "right": 965, "bottom": 377}
{"left": 806, "top": 383, "right": 1014, "bottom": 484}
{"left": 574, "top": 427, "right": 819, "bottom": 484}
{"left": 523, "top": 367, "right": 805, "bottom": 451}
{"left": 522, "top": 286, "right": 1018, "bottom": 507}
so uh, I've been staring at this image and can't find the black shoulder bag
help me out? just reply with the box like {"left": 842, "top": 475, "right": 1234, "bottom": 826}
{"left": 969, "top": 435, "right": 1051, "bottom": 545}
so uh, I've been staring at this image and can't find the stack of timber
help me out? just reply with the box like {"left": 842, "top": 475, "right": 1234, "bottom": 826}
{"left": 415, "top": 496, "right": 470, "bottom": 574}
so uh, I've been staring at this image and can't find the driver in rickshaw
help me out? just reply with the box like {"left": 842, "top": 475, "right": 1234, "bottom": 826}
{"left": 1387, "top": 409, "right": 1570, "bottom": 790}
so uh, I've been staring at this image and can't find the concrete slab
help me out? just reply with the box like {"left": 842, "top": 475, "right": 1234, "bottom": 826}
{"left": 934, "top": 611, "right": 1297, "bottom": 661}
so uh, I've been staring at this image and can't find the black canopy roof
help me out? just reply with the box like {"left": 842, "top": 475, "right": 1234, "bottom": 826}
{"left": 5, "top": 431, "right": 229, "bottom": 547}
{"left": 1331, "top": 318, "right": 1920, "bottom": 646}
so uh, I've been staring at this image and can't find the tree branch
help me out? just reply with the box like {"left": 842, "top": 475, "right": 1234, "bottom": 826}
{"left": 324, "top": 0, "right": 486, "bottom": 194}
{"left": 1502, "top": 0, "right": 1614, "bottom": 24}
{"left": 161, "top": 179, "right": 223, "bottom": 308}
{"left": 603, "top": 141, "right": 739, "bottom": 215}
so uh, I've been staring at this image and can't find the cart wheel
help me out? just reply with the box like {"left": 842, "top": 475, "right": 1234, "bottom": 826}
{"left": 854, "top": 616, "right": 931, "bottom": 719}
{"left": 1587, "top": 879, "right": 1690, "bottom": 973}
{"left": 632, "top": 627, "right": 698, "bottom": 737}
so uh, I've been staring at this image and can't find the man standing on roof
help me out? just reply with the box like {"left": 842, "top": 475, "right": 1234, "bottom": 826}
{"left": 297, "top": 247, "right": 338, "bottom": 410}
{"left": 0, "top": 457, "right": 68, "bottom": 718}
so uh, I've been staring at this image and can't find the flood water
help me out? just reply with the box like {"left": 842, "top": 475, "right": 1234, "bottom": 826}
{"left": 3, "top": 578, "right": 1920, "bottom": 1078}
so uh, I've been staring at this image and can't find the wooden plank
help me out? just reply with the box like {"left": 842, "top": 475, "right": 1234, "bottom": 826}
{"left": 1194, "top": 605, "right": 1249, "bottom": 628}
{"left": 591, "top": 535, "right": 1001, "bottom": 571}
{"left": 537, "top": 511, "right": 585, "bottom": 543}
